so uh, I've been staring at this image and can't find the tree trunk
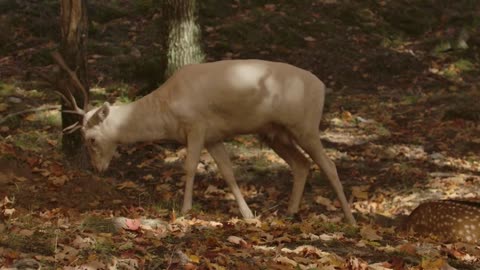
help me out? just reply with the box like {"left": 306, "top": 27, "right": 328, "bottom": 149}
{"left": 163, "top": 0, "right": 205, "bottom": 78}
{"left": 59, "top": 0, "right": 89, "bottom": 162}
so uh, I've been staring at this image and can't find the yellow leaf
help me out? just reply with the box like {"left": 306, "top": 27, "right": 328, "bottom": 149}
{"left": 421, "top": 258, "right": 448, "bottom": 270}
{"left": 25, "top": 114, "right": 36, "bottom": 121}
{"left": 351, "top": 185, "right": 369, "bottom": 200}
{"left": 188, "top": 254, "right": 200, "bottom": 264}
{"left": 341, "top": 111, "right": 353, "bottom": 121}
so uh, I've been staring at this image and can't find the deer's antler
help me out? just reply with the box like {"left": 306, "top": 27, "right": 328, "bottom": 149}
{"left": 50, "top": 51, "right": 89, "bottom": 115}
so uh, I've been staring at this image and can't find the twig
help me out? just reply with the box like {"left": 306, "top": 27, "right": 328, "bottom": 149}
{"left": 0, "top": 105, "right": 60, "bottom": 124}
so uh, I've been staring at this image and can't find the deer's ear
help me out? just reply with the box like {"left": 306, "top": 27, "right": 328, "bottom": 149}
{"left": 97, "top": 102, "right": 110, "bottom": 121}
{"left": 87, "top": 102, "right": 110, "bottom": 127}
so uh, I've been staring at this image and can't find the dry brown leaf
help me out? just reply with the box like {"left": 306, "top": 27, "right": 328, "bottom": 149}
{"left": 117, "top": 181, "right": 138, "bottom": 190}
{"left": 274, "top": 255, "right": 297, "bottom": 267}
{"left": 72, "top": 235, "right": 94, "bottom": 249}
{"left": 314, "top": 195, "right": 338, "bottom": 211}
{"left": 3, "top": 208, "right": 15, "bottom": 217}
{"left": 18, "top": 229, "right": 33, "bottom": 236}
{"left": 227, "top": 235, "right": 251, "bottom": 248}
{"left": 360, "top": 225, "right": 382, "bottom": 241}
{"left": 0, "top": 103, "right": 8, "bottom": 112}
{"left": 50, "top": 175, "right": 68, "bottom": 186}
{"left": 304, "top": 36, "right": 316, "bottom": 42}
{"left": 421, "top": 258, "right": 451, "bottom": 270}
{"left": 351, "top": 185, "right": 370, "bottom": 200}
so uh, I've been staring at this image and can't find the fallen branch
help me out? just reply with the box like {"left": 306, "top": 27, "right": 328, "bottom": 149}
{"left": 0, "top": 105, "right": 60, "bottom": 125}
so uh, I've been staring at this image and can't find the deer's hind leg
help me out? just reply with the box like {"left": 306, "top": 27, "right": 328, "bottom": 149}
{"left": 290, "top": 128, "right": 356, "bottom": 225}
{"left": 261, "top": 130, "right": 311, "bottom": 214}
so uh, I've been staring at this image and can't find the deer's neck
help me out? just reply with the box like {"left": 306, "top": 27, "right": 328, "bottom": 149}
{"left": 105, "top": 92, "right": 180, "bottom": 144}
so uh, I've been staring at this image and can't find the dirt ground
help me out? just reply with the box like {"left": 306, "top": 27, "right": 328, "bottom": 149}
{"left": 1, "top": 0, "right": 480, "bottom": 269}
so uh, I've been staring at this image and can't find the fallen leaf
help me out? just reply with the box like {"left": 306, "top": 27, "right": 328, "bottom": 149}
{"left": 72, "top": 235, "right": 95, "bottom": 249}
{"left": 188, "top": 254, "right": 200, "bottom": 264}
{"left": 0, "top": 103, "right": 8, "bottom": 112}
{"left": 18, "top": 229, "right": 34, "bottom": 236}
{"left": 351, "top": 185, "right": 369, "bottom": 200}
{"left": 143, "top": 174, "right": 154, "bottom": 181}
{"left": 124, "top": 218, "right": 142, "bottom": 231}
{"left": 50, "top": 175, "right": 69, "bottom": 186}
{"left": 227, "top": 235, "right": 251, "bottom": 248}
{"left": 56, "top": 244, "right": 79, "bottom": 263}
{"left": 14, "top": 176, "right": 27, "bottom": 182}
{"left": 3, "top": 208, "right": 15, "bottom": 217}
{"left": 360, "top": 225, "right": 382, "bottom": 241}
{"left": 314, "top": 195, "right": 338, "bottom": 211}
{"left": 264, "top": 4, "right": 276, "bottom": 12}
{"left": 117, "top": 181, "right": 138, "bottom": 190}
{"left": 274, "top": 255, "right": 297, "bottom": 266}
{"left": 421, "top": 258, "right": 451, "bottom": 270}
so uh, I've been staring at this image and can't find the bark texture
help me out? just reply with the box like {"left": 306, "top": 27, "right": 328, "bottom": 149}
{"left": 59, "top": 0, "right": 89, "bottom": 160}
{"left": 163, "top": 0, "right": 205, "bottom": 78}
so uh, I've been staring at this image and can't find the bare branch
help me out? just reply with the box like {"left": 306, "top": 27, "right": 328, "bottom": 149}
{"left": 0, "top": 105, "right": 60, "bottom": 125}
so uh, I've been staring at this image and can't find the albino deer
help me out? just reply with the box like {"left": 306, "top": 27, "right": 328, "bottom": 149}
{"left": 55, "top": 58, "right": 356, "bottom": 225}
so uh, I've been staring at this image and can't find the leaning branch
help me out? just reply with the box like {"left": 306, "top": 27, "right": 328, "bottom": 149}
{"left": 0, "top": 105, "right": 60, "bottom": 125}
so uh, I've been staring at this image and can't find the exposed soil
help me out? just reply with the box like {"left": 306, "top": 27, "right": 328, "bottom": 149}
{"left": 1, "top": 0, "right": 480, "bottom": 269}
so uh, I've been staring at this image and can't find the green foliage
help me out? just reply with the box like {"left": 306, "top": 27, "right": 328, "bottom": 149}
{"left": 1, "top": 227, "right": 56, "bottom": 255}
{"left": 80, "top": 216, "right": 118, "bottom": 234}
{"left": 0, "top": 81, "right": 15, "bottom": 96}
{"left": 443, "top": 59, "right": 475, "bottom": 79}
{"left": 104, "top": 83, "right": 133, "bottom": 104}
{"left": 93, "top": 237, "right": 116, "bottom": 255}
{"left": 11, "top": 131, "right": 49, "bottom": 152}
{"left": 453, "top": 59, "right": 475, "bottom": 72}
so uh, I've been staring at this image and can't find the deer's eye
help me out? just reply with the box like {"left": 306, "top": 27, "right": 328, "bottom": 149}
{"left": 88, "top": 138, "right": 96, "bottom": 145}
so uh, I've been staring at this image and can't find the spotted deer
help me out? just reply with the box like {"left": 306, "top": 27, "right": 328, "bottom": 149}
{"left": 54, "top": 57, "right": 356, "bottom": 225}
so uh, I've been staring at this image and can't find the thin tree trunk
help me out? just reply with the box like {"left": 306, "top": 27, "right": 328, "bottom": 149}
{"left": 163, "top": 0, "right": 205, "bottom": 78}
{"left": 59, "top": 0, "right": 89, "bottom": 162}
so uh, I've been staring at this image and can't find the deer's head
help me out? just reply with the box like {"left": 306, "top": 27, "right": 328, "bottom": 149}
{"left": 81, "top": 102, "right": 117, "bottom": 172}
{"left": 46, "top": 52, "right": 119, "bottom": 173}
{"left": 56, "top": 82, "right": 116, "bottom": 172}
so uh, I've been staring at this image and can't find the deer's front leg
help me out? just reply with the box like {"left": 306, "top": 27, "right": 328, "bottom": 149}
{"left": 181, "top": 128, "right": 205, "bottom": 215}
{"left": 207, "top": 142, "right": 254, "bottom": 219}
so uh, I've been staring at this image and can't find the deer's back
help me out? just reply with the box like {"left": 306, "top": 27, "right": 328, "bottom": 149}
{"left": 166, "top": 60, "right": 325, "bottom": 128}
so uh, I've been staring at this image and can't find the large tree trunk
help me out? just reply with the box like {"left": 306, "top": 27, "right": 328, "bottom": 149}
{"left": 59, "top": 0, "right": 89, "bottom": 161}
{"left": 163, "top": 0, "right": 205, "bottom": 78}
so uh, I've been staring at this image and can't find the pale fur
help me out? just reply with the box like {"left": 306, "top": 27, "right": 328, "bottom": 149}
{"left": 81, "top": 60, "right": 356, "bottom": 225}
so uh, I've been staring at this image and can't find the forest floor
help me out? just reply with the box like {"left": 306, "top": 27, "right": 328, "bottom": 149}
{"left": 1, "top": 0, "right": 480, "bottom": 269}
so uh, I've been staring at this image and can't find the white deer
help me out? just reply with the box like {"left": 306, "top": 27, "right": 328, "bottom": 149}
{"left": 54, "top": 57, "right": 356, "bottom": 225}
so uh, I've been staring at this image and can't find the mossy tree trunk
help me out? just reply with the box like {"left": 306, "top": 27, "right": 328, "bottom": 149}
{"left": 162, "top": 0, "right": 205, "bottom": 79}
{"left": 59, "top": 0, "right": 89, "bottom": 162}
